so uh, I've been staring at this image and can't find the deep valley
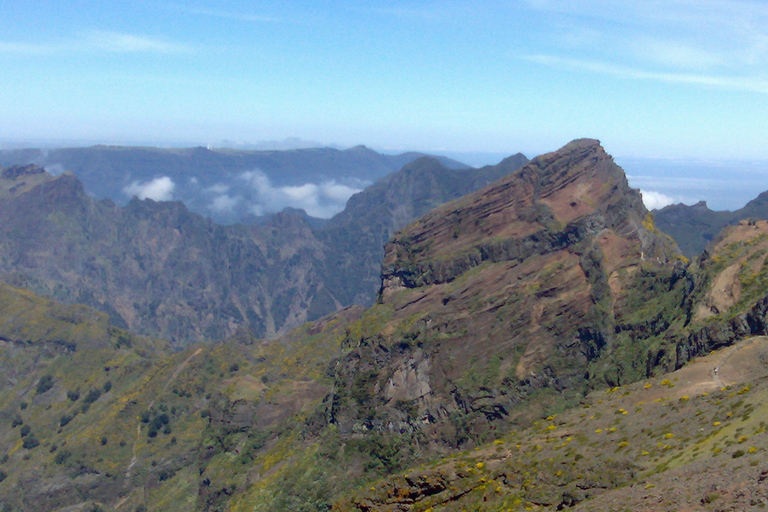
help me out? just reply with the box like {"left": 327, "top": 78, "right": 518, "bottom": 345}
{"left": 1, "top": 139, "right": 768, "bottom": 511}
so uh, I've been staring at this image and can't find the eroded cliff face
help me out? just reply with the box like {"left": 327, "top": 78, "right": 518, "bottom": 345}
{"left": 0, "top": 165, "right": 336, "bottom": 346}
{"left": 670, "top": 219, "right": 768, "bottom": 368}
{"left": 0, "top": 155, "right": 529, "bottom": 347}
{"left": 380, "top": 139, "right": 673, "bottom": 295}
{"left": 327, "top": 139, "right": 682, "bottom": 446}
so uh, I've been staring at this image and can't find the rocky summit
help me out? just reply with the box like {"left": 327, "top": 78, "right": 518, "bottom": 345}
{"left": 3, "top": 140, "right": 768, "bottom": 511}
{"left": 325, "top": 139, "right": 681, "bottom": 445}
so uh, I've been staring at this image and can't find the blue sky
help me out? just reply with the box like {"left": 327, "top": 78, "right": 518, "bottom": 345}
{"left": 1, "top": 2, "right": 767, "bottom": 168}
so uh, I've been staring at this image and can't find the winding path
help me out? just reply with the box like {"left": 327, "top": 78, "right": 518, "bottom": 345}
{"left": 115, "top": 348, "right": 204, "bottom": 509}
{"left": 709, "top": 336, "right": 767, "bottom": 389}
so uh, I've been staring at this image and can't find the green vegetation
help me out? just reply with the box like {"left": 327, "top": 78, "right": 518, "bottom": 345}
{"left": 5, "top": 146, "right": 768, "bottom": 512}
{"left": 35, "top": 375, "right": 54, "bottom": 395}
{"left": 334, "top": 359, "right": 768, "bottom": 511}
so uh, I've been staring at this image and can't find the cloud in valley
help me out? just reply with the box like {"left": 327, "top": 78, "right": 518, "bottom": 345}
{"left": 43, "top": 163, "right": 67, "bottom": 175}
{"left": 206, "top": 184, "right": 242, "bottom": 213}
{"left": 640, "top": 189, "right": 675, "bottom": 210}
{"left": 124, "top": 176, "right": 176, "bottom": 201}
{"left": 239, "top": 170, "right": 364, "bottom": 218}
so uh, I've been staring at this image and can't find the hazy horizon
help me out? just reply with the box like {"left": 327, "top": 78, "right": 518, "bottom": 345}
{"left": 2, "top": 1, "right": 767, "bottom": 161}
{"left": 2, "top": 136, "right": 766, "bottom": 214}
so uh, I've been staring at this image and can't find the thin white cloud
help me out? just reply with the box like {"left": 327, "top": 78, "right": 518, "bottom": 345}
{"left": 524, "top": 0, "right": 768, "bottom": 28}
{"left": 634, "top": 39, "right": 726, "bottom": 71}
{"left": 124, "top": 176, "right": 176, "bottom": 201}
{"left": 522, "top": 0, "right": 768, "bottom": 91}
{"left": 44, "top": 163, "right": 66, "bottom": 176}
{"left": 524, "top": 54, "right": 768, "bottom": 94}
{"left": 85, "top": 30, "right": 191, "bottom": 53}
{"left": 640, "top": 189, "right": 675, "bottom": 210}
{"left": 370, "top": 6, "right": 460, "bottom": 22}
{"left": 321, "top": 182, "right": 362, "bottom": 202}
{"left": 210, "top": 194, "right": 241, "bottom": 213}
{"left": 0, "top": 30, "right": 191, "bottom": 55}
{"left": 282, "top": 183, "right": 320, "bottom": 203}
{"left": 206, "top": 183, "right": 229, "bottom": 195}
{"left": 189, "top": 7, "right": 282, "bottom": 23}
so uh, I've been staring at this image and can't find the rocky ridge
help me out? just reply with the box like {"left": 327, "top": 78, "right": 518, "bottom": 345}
{"left": 0, "top": 145, "right": 470, "bottom": 224}
{"left": 5, "top": 140, "right": 768, "bottom": 511}
{"left": 324, "top": 139, "right": 682, "bottom": 453}
{"left": 0, "top": 155, "right": 526, "bottom": 347}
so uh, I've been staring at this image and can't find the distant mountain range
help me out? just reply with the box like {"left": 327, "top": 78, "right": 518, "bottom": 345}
{"left": 0, "top": 145, "right": 469, "bottom": 224}
{"left": 654, "top": 191, "right": 768, "bottom": 257}
{"left": 0, "top": 153, "right": 527, "bottom": 347}
{"left": 6, "top": 140, "right": 768, "bottom": 511}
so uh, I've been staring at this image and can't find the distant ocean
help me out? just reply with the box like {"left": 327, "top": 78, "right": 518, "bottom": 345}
{"left": 617, "top": 156, "right": 768, "bottom": 211}
{"left": 440, "top": 150, "right": 768, "bottom": 212}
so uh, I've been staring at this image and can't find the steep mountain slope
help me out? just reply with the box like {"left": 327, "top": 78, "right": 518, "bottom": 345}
{"left": 320, "top": 153, "right": 529, "bottom": 306}
{"left": 316, "top": 140, "right": 682, "bottom": 454}
{"left": 0, "top": 282, "right": 172, "bottom": 511}
{"left": 329, "top": 218, "right": 768, "bottom": 512}
{"left": 655, "top": 190, "right": 768, "bottom": 258}
{"left": 0, "top": 279, "right": 363, "bottom": 512}
{"left": 0, "top": 155, "right": 526, "bottom": 347}
{"left": 335, "top": 336, "right": 768, "bottom": 511}
{"left": 0, "top": 145, "right": 468, "bottom": 224}
{"left": 6, "top": 140, "right": 768, "bottom": 511}
{"left": 0, "top": 166, "right": 333, "bottom": 345}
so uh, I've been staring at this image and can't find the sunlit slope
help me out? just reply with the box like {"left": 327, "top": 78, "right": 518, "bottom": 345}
{"left": 334, "top": 336, "right": 768, "bottom": 511}
{"left": 7, "top": 141, "right": 768, "bottom": 511}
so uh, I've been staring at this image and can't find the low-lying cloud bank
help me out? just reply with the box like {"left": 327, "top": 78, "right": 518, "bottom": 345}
{"left": 122, "top": 171, "right": 365, "bottom": 220}
{"left": 232, "top": 170, "right": 364, "bottom": 219}
{"left": 124, "top": 176, "right": 176, "bottom": 201}
{"left": 195, "top": 170, "right": 365, "bottom": 220}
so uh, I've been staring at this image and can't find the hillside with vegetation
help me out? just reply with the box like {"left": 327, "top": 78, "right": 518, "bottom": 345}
{"left": 0, "top": 156, "right": 524, "bottom": 347}
{"left": 3, "top": 140, "right": 768, "bottom": 511}
{"left": 655, "top": 190, "right": 768, "bottom": 258}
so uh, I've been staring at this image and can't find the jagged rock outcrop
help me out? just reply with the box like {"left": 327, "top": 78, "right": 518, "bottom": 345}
{"left": 326, "top": 139, "right": 681, "bottom": 446}
{"left": 0, "top": 155, "right": 528, "bottom": 346}
{"left": 670, "top": 219, "right": 768, "bottom": 367}
{"left": 0, "top": 165, "right": 333, "bottom": 345}
{"left": 320, "top": 153, "right": 529, "bottom": 306}
{"left": 0, "top": 145, "right": 469, "bottom": 224}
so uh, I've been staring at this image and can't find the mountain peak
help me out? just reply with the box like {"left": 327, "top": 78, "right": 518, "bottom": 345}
{"left": 381, "top": 138, "right": 670, "bottom": 296}
{"left": 0, "top": 164, "right": 58, "bottom": 199}
{"left": 346, "top": 144, "right": 375, "bottom": 154}
{"left": 692, "top": 200, "right": 710, "bottom": 210}
{"left": 1, "top": 163, "right": 46, "bottom": 180}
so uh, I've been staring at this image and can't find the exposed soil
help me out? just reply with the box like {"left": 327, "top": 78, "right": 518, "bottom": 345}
{"left": 638, "top": 336, "right": 768, "bottom": 401}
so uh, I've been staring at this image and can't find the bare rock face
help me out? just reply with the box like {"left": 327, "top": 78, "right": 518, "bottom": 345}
{"left": 0, "top": 154, "right": 527, "bottom": 347}
{"left": 381, "top": 139, "right": 673, "bottom": 296}
{"left": 328, "top": 139, "right": 681, "bottom": 446}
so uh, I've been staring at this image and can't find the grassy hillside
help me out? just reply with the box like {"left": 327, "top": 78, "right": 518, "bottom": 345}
{"left": 5, "top": 143, "right": 768, "bottom": 511}
{"left": 335, "top": 336, "right": 768, "bottom": 511}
